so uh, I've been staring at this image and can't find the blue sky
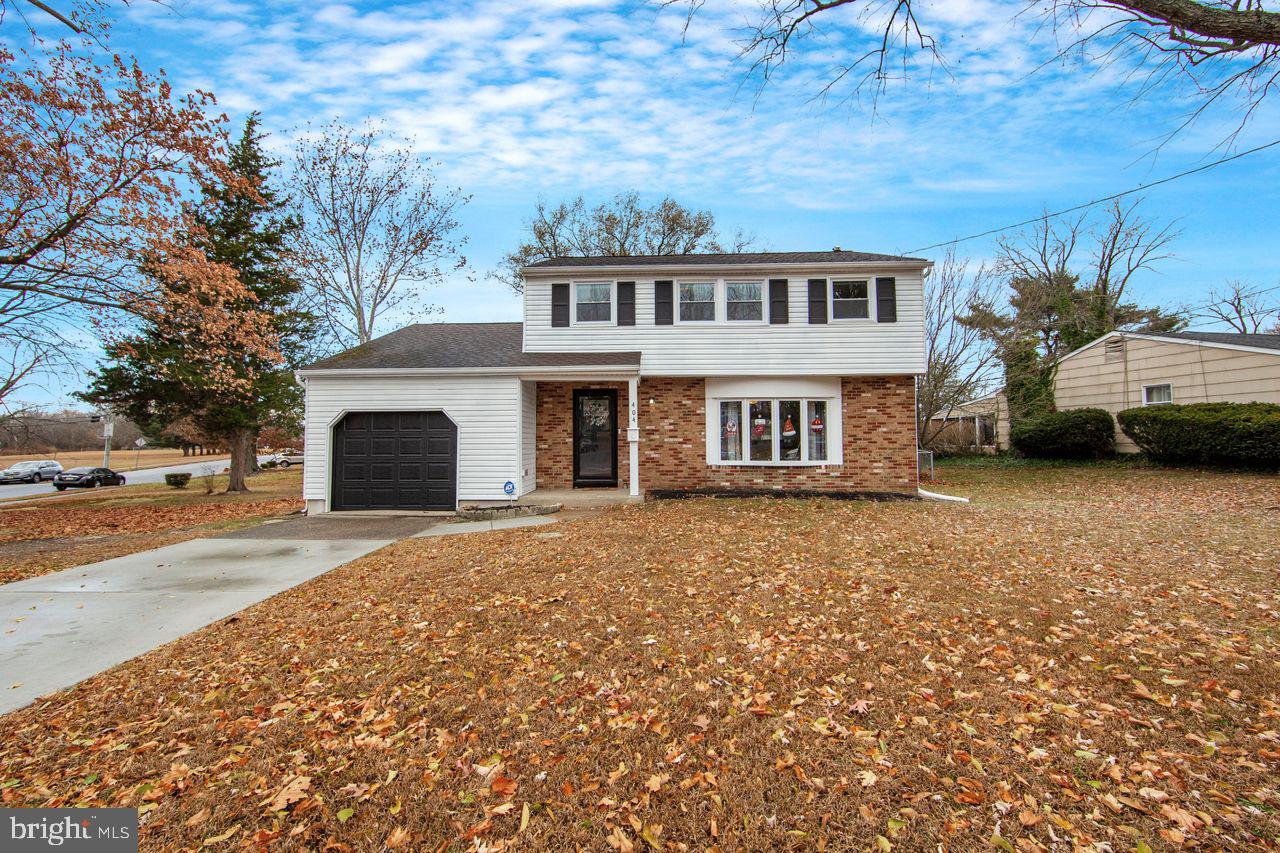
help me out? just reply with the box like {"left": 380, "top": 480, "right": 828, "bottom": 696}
{"left": 16, "top": 0, "right": 1280, "bottom": 405}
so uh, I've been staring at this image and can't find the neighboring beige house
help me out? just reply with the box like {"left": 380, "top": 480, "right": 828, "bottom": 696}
{"left": 1055, "top": 331, "right": 1280, "bottom": 452}
{"left": 938, "top": 331, "right": 1280, "bottom": 453}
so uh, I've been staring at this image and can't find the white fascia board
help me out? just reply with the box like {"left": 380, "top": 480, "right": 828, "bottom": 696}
{"left": 522, "top": 260, "right": 930, "bottom": 278}
{"left": 297, "top": 365, "right": 642, "bottom": 379}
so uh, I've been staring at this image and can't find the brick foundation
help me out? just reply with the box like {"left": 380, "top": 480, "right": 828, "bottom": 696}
{"left": 535, "top": 376, "right": 918, "bottom": 495}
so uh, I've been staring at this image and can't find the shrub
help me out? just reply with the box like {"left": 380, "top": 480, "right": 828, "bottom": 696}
{"left": 260, "top": 459, "right": 278, "bottom": 469}
{"left": 1009, "top": 408, "right": 1115, "bottom": 460}
{"left": 1118, "top": 402, "right": 1280, "bottom": 469}
{"left": 164, "top": 472, "right": 192, "bottom": 489}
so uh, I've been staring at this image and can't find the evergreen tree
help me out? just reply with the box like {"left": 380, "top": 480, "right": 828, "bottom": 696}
{"left": 82, "top": 114, "right": 314, "bottom": 491}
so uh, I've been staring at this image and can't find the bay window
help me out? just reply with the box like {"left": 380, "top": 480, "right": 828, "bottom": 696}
{"left": 717, "top": 397, "right": 834, "bottom": 464}
{"left": 678, "top": 282, "right": 716, "bottom": 321}
{"left": 726, "top": 281, "right": 764, "bottom": 321}
{"left": 575, "top": 282, "right": 612, "bottom": 323}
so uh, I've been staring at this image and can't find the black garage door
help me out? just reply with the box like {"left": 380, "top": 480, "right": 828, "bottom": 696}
{"left": 332, "top": 411, "right": 457, "bottom": 510}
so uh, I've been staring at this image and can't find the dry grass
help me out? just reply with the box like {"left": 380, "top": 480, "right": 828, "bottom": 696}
{"left": 0, "top": 463, "right": 1277, "bottom": 851}
{"left": 0, "top": 448, "right": 225, "bottom": 472}
{"left": 0, "top": 469, "right": 303, "bottom": 584}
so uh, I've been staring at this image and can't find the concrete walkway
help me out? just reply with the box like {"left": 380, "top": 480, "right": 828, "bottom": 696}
{"left": 0, "top": 512, "right": 560, "bottom": 716}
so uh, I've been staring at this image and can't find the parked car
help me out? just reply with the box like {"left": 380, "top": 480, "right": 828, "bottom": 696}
{"left": 269, "top": 449, "right": 304, "bottom": 468}
{"left": 0, "top": 460, "right": 63, "bottom": 484}
{"left": 53, "top": 467, "right": 127, "bottom": 490}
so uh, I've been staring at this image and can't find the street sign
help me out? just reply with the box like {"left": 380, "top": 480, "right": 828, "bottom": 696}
{"left": 102, "top": 422, "right": 114, "bottom": 438}
{"left": 134, "top": 437, "right": 147, "bottom": 448}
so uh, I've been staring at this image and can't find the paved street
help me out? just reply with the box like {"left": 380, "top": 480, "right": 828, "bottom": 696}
{"left": 0, "top": 456, "right": 269, "bottom": 501}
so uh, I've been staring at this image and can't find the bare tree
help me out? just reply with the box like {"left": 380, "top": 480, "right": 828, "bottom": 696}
{"left": 917, "top": 249, "right": 1003, "bottom": 448}
{"left": 979, "top": 198, "right": 1181, "bottom": 359}
{"left": 500, "top": 191, "right": 756, "bottom": 292}
{"left": 290, "top": 122, "right": 469, "bottom": 347}
{"left": 1197, "top": 279, "right": 1280, "bottom": 331}
{"left": 661, "top": 0, "right": 1280, "bottom": 137}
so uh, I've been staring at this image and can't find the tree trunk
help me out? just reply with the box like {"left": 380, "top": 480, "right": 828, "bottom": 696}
{"left": 225, "top": 428, "right": 254, "bottom": 492}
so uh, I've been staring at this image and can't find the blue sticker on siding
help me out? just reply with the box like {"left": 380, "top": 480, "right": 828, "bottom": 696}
{"left": 503, "top": 480, "right": 516, "bottom": 496}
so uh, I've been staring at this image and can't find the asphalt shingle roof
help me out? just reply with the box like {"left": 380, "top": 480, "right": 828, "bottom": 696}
{"left": 523, "top": 250, "right": 927, "bottom": 269}
{"left": 1160, "top": 331, "right": 1280, "bottom": 352}
{"left": 301, "top": 323, "right": 641, "bottom": 371}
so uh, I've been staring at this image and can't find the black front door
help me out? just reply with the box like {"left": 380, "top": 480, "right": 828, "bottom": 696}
{"left": 573, "top": 389, "right": 617, "bottom": 487}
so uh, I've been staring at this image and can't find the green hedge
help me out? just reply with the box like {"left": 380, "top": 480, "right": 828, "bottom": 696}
{"left": 164, "top": 472, "right": 192, "bottom": 489}
{"left": 1117, "top": 402, "right": 1280, "bottom": 468}
{"left": 1009, "top": 408, "right": 1116, "bottom": 460}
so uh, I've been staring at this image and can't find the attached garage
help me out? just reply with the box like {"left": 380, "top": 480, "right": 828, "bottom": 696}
{"left": 298, "top": 323, "right": 641, "bottom": 514}
{"left": 331, "top": 411, "right": 457, "bottom": 510}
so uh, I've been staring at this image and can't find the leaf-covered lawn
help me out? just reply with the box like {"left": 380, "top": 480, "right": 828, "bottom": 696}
{"left": 1, "top": 464, "right": 1277, "bottom": 850}
{"left": 0, "top": 470, "right": 303, "bottom": 584}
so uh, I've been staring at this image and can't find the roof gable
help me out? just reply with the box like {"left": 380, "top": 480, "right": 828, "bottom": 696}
{"left": 1056, "top": 330, "right": 1280, "bottom": 365}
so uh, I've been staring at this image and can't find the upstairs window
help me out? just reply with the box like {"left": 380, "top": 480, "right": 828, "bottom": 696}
{"left": 832, "top": 280, "right": 870, "bottom": 319}
{"left": 575, "top": 282, "right": 612, "bottom": 323}
{"left": 678, "top": 282, "right": 716, "bottom": 322}
{"left": 726, "top": 281, "right": 764, "bottom": 321}
{"left": 1143, "top": 383, "right": 1173, "bottom": 405}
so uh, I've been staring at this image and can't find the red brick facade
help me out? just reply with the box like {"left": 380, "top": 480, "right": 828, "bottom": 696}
{"left": 537, "top": 376, "right": 918, "bottom": 494}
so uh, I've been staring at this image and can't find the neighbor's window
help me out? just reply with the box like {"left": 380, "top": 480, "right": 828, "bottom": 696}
{"left": 832, "top": 280, "right": 870, "bottom": 319}
{"left": 575, "top": 282, "right": 612, "bottom": 322}
{"left": 678, "top": 282, "right": 716, "bottom": 321}
{"left": 726, "top": 281, "right": 764, "bottom": 321}
{"left": 1144, "top": 384, "right": 1173, "bottom": 405}
{"left": 717, "top": 398, "right": 833, "bottom": 464}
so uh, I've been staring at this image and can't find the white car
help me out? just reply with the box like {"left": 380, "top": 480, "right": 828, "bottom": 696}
{"left": 269, "top": 449, "right": 304, "bottom": 468}
{"left": 0, "top": 460, "right": 64, "bottom": 484}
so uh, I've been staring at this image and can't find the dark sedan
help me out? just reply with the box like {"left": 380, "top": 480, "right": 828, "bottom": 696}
{"left": 53, "top": 467, "right": 127, "bottom": 490}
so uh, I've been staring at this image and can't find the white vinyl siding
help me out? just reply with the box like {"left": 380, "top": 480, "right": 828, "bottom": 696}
{"left": 522, "top": 271, "right": 925, "bottom": 376}
{"left": 302, "top": 374, "right": 522, "bottom": 510}
{"left": 519, "top": 380, "right": 537, "bottom": 494}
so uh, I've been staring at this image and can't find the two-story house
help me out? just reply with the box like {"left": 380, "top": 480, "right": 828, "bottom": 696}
{"left": 297, "top": 250, "right": 928, "bottom": 512}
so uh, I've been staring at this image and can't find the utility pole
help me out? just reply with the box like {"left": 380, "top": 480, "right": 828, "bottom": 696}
{"left": 93, "top": 412, "right": 114, "bottom": 468}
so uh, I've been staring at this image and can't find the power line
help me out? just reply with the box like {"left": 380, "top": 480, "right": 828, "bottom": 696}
{"left": 906, "top": 138, "right": 1280, "bottom": 255}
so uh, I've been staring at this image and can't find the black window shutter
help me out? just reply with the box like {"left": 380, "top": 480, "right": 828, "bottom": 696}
{"left": 768, "top": 279, "right": 789, "bottom": 324}
{"left": 617, "top": 281, "right": 635, "bottom": 326}
{"left": 551, "top": 283, "right": 570, "bottom": 327}
{"left": 807, "top": 279, "right": 827, "bottom": 324}
{"left": 876, "top": 277, "right": 897, "bottom": 323}
{"left": 654, "top": 280, "right": 674, "bottom": 325}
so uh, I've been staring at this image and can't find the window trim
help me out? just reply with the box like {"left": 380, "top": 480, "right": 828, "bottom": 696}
{"left": 675, "top": 279, "right": 718, "bottom": 324}
{"left": 710, "top": 395, "right": 837, "bottom": 466}
{"left": 724, "top": 279, "right": 767, "bottom": 324}
{"left": 829, "top": 278, "right": 875, "bottom": 323}
{"left": 1142, "top": 383, "right": 1173, "bottom": 405}
{"left": 570, "top": 280, "right": 615, "bottom": 326}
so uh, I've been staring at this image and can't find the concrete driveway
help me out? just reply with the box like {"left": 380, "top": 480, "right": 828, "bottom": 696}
{"left": 0, "top": 514, "right": 444, "bottom": 715}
